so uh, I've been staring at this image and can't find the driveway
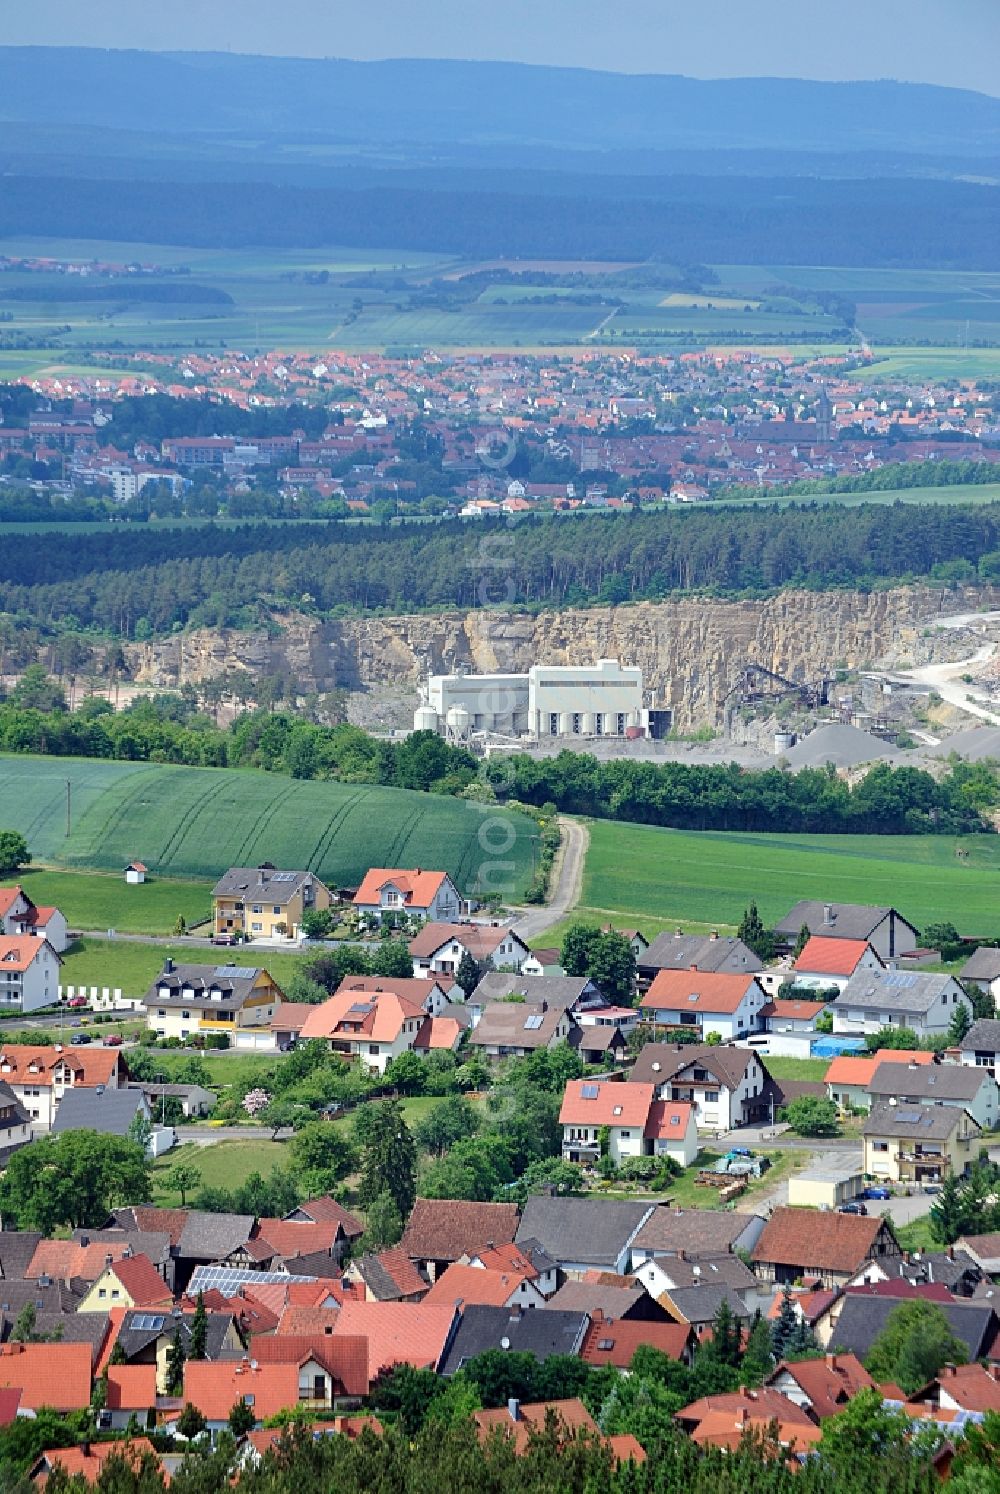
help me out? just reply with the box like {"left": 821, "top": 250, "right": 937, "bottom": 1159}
{"left": 512, "top": 817, "right": 590, "bottom": 943}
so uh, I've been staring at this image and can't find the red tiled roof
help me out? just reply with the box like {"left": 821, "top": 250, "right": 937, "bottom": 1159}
{"left": 0, "top": 1389, "right": 20, "bottom": 1426}
{"left": 331, "top": 1301, "right": 458, "bottom": 1380}
{"left": 106, "top": 1364, "right": 158, "bottom": 1411}
{"left": 34, "top": 1439, "right": 159, "bottom": 1485}
{"left": 247, "top": 1334, "right": 370, "bottom": 1397}
{"left": 298, "top": 984, "right": 427, "bottom": 1043}
{"left": 794, "top": 937, "right": 876, "bottom": 976}
{"left": 913, "top": 1362, "right": 1000, "bottom": 1413}
{"left": 109, "top": 1252, "right": 173, "bottom": 1307}
{"left": 277, "top": 1306, "right": 342, "bottom": 1337}
{"left": 423, "top": 1264, "right": 526, "bottom": 1309}
{"left": 0, "top": 1045, "right": 123, "bottom": 1090}
{"left": 640, "top": 970, "right": 759, "bottom": 1015}
{"left": 0, "top": 937, "right": 55, "bottom": 973}
{"left": 677, "top": 1385, "right": 816, "bottom": 1431}
{"left": 580, "top": 1317, "right": 692, "bottom": 1368}
{"left": 0, "top": 1342, "right": 93, "bottom": 1410}
{"left": 290, "top": 1197, "right": 364, "bottom": 1235}
{"left": 824, "top": 1051, "right": 934, "bottom": 1085}
{"left": 771, "top": 1354, "right": 873, "bottom": 1418}
{"left": 27, "top": 1238, "right": 133, "bottom": 1283}
{"left": 401, "top": 1199, "right": 519, "bottom": 1263}
{"left": 253, "top": 1220, "right": 342, "bottom": 1260}
{"left": 353, "top": 868, "right": 449, "bottom": 909}
{"left": 644, "top": 1101, "right": 695, "bottom": 1141}
{"left": 182, "top": 1359, "right": 300, "bottom": 1424}
{"left": 412, "top": 1016, "right": 462, "bottom": 1051}
{"left": 559, "top": 1079, "right": 653, "bottom": 1129}
{"left": 752, "top": 1207, "right": 890, "bottom": 1276}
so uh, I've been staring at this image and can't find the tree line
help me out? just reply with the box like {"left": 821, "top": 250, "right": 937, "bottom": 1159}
{"left": 3, "top": 502, "right": 1000, "bottom": 636}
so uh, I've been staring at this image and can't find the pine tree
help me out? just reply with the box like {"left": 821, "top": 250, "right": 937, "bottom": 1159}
{"left": 930, "top": 1170, "right": 966, "bottom": 1245}
{"left": 165, "top": 1328, "right": 186, "bottom": 1396}
{"left": 793, "top": 923, "right": 812, "bottom": 958}
{"left": 708, "top": 1298, "right": 741, "bottom": 1368}
{"left": 358, "top": 1098, "right": 417, "bottom": 1223}
{"left": 455, "top": 951, "right": 481, "bottom": 998}
{"left": 741, "top": 1311, "right": 774, "bottom": 1384}
{"left": 948, "top": 1001, "right": 972, "bottom": 1045}
{"left": 788, "top": 1315, "right": 819, "bottom": 1357}
{"left": 188, "top": 1291, "right": 208, "bottom": 1360}
{"left": 737, "top": 902, "right": 774, "bottom": 962}
{"left": 771, "top": 1285, "right": 799, "bottom": 1361}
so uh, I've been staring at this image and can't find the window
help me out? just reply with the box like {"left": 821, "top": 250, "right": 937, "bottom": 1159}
{"left": 251, "top": 922, "right": 262, "bottom": 932}
{"left": 368, "top": 1045, "right": 380, "bottom": 1056}
{"left": 572, "top": 713, "right": 582, "bottom": 734}
{"left": 617, "top": 713, "right": 627, "bottom": 734}
{"left": 872, "top": 1141, "right": 888, "bottom": 1153}
{"left": 704, "top": 1091, "right": 719, "bottom": 1102}
{"left": 273, "top": 906, "right": 281, "bottom": 915}
{"left": 595, "top": 713, "right": 604, "bottom": 736}
{"left": 549, "top": 712, "right": 559, "bottom": 735}
{"left": 251, "top": 905, "right": 262, "bottom": 915}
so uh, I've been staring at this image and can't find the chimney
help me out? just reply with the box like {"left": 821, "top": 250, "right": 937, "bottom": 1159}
{"left": 507, "top": 1398, "right": 520, "bottom": 1423}
{"left": 164, "top": 958, "right": 174, "bottom": 975}
{"left": 709, "top": 931, "right": 718, "bottom": 941}
{"left": 689, "top": 963, "right": 699, "bottom": 972}
{"left": 80, "top": 1235, "right": 90, "bottom": 1248}
{"left": 105, "top": 1253, "right": 113, "bottom": 1267}
{"left": 823, "top": 905, "right": 834, "bottom": 927}
{"left": 735, "top": 1408, "right": 749, "bottom": 1427}
{"left": 826, "top": 1354, "right": 838, "bottom": 1372}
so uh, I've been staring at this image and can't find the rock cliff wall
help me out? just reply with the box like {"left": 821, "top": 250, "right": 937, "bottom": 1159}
{"left": 121, "top": 585, "right": 1000, "bottom": 731}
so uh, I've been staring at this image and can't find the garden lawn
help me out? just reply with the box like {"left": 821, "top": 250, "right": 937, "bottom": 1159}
{"left": 60, "top": 937, "right": 311, "bottom": 998}
{"left": 762, "top": 1057, "right": 830, "bottom": 1082}
{"left": 579, "top": 819, "right": 1000, "bottom": 936}
{"left": 15, "top": 867, "right": 212, "bottom": 935}
{"left": 152, "top": 1139, "right": 288, "bottom": 1204}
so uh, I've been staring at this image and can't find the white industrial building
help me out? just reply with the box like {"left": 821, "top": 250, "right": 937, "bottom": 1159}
{"left": 414, "top": 660, "right": 646, "bottom": 741}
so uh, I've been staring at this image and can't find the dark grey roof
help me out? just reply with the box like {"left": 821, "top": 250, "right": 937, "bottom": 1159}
{"left": 143, "top": 963, "right": 269, "bottom": 1013}
{"left": 437, "top": 1001, "right": 473, "bottom": 1031}
{"left": 439, "top": 1304, "right": 589, "bottom": 1375}
{"left": 578, "top": 1026, "right": 626, "bottom": 1054}
{"left": 867, "top": 1064, "right": 988, "bottom": 1102}
{"left": 70, "top": 1229, "right": 172, "bottom": 1273}
{"left": 830, "top": 1293, "right": 997, "bottom": 1362}
{"left": 513, "top": 1237, "right": 556, "bottom": 1277}
{"left": 0, "top": 1233, "right": 43, "bottom": 1281}
{"left": 3, "top": 1311, "right": 110, "bottom": 1364}
{"left": 960, "top": 949, "right": 1000, "bottom": 983}
{"left": 515, "top": 1197, "right": 653, "bottom": 1269}
{"left": 629, "top": 1043, "right": 758, "bottom": 1091}
{"left": 51, "top": 1086, "right": 146, "bottom": 1138}
{"left": 837, "top": 968, "right": 965, "bottom": 1017}
{"left": 876, "top": 1250, "right": 981, "bottom": 1292}
{"left": 116, "top": 1307, "right": 237, "bottom": 1361}
{"left": 136, "top": 1083, "right": 217, "bottom": 1102}
{"left": 470, "top": 973, "right": 594, "bottom": 1006}
{"left": 212, "top": 867, "right": 326, "bottom": 905}
{"left": 640, "top": 935, "right": 762, "bottom": 976}
{"left": 177, "top": 1212, "right": 255, "bottom": 1262}
{"left": 643, "top": 1253, "right": 758, "bottom": 1293}
{"left": 961, "top": 1019, "right": 1000, "bottom": 1054}
{"left": 0, "top": 1279, "right": 83, "bottom": 1314}
{"left": 631, "top": 1207, "right": 758, "bottom": 1256}
{"left": 0, "top": 1082, "right": 30, "bottom": 1130}
{"left": 469, "top": 1002, "right": 579, "bottom": 1053}
{"left": 775, "top": 902, "right": 916, "bottom": 941}
{"left": 862, "top": 1103, "right": 969, "bottom": 1141}
{"left": 662, "top": 1283, "right": 751, "bottom": 1325}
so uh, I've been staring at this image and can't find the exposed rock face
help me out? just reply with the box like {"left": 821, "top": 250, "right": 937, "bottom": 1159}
{"left": 122, "top": 585, "right": 1000, "bottom": 731}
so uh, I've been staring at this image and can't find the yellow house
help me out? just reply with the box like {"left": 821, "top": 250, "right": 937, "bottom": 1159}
{"left": 142, "top": 960, "right": 282, "bottom": 1041}
{"left": 212, "top": 866, "right": 334, "bottom": 942}
{"left": 78, "top": 1254, "right": 173, "bottom": 1315}
{"left": 862, "top": 1102, "right": 981, "bottom": 1185}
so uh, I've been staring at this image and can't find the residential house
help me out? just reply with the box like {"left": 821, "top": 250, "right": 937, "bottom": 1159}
{"left": 468, "top": 1000, "right": 579, "bottom": 1061}
{"left": 102, "top": 1365, "right": 158, "bottom": 1431}
{"left": 111, "top": 1206, "right": 256, "bottom": 1294}
{"left": 239, "top": 1334, "right": 370, "bottom": 1408}
{"left": 353, "top": 868, "right": 465, "bottom": 924}
{"left": 283, "top": 1196, "right": 364, "bottom": 1256}
{"left": 631, "top": 1251, "right": 758, "bottom": 1303}
{"left": 472, "top": 1397, "right": 645, "bottom": 1464}
{"left": 515, "top": 1197, "right": 654, "bottom": 1277}
{"left": 137, "top": 1081, "right": 216, "bottom": 1119}
{"left": 0, "top": 1341, "right": 93, "bottom": 1411}
{"left": 408, "top": 923, "right": 528, "bottom": 986}
{"left": 791, "top": 936, "right": 884, "bottom": 992}
{"left": 866, "top": 1061, "right": 998, "bottom": 1129}
{"left": 52, "top": 1085, "right": 163, "bottom": 1152}
{"left": 520, "top": 948, "right": 566, "bottom": 978}
{"left": 0, "top": 1081, "right": 32, "bottom": 1162}
{"left": 775, "top": 902, "right": 918, "bottom": 962}
{"left": 628, "top": 1206, "right": 766, "bottom": 1265}
{"left": 848, "top": 1247, "right": 982, "bottom": 1296}
{"left": 401, "top": 1199, "right": 519, "bottom": 1281}
{"left": 271, "top": 1003, "right": 311, "bottom": 1051}
{"left": 466, "top": 972, "right": 599, "bottom": 1025}
{"left": 29, "top": 1442, "right": 162, "bottom": 1486}
{"left": 580, "top": 1315, "right": 696, "bottom": 1369}
{"left": 0, "top": 937, "right": 61, "bottom": 1015}
{"left": 658, "top": 1283, "right": 752, "bottom": 1338}
{"left": 439, "top": 1304, "right": 589, "bottom": 1375}
{"left": 959, "top": 1018, "right": 1000, "bottom": 1078}
{"left": 423, "top": 1262, "right": 546, "bottom": 1311}
{"left": 831, "top": 969, "right": 971, "bottom": 1038}
{"left": 575, "top": 1003, "right": 641, "bottom": 1034}
{"left": 751, "top": 1206, "right": 901, "bottom": 1288}
{"left": 559, "top": 1079, "right": 697, "bottom": 1168}
{"left": 181, "top": 1358, "right": 301, "bottom": 1433}
{"left": 824, "top": 1050, "right": 935, "bottom": 1111}
{"left": 297, "top": 979, "right": 456, "bottom": 1074}
{"left": 960, "top": 948, "right": 1000, "bottom": 1002}
{"left": 862, "top": 1103, "right": 981, "bottom": 1184}
{"left": 637, "top": 933, "right": 762, "bottom": 983}
{"left": 913, "top": 1363, "right": 1000, "bottom": 1415}
{"left": 111, "top": 1308, "right": 244, "bottom": 1392}
{"left": 0, "top": 1044, "right": 128, "bottom": 1130}
{"left": 345, "top": 1249, "right": 429, "bottom": 1303}
{"left": 77, "top": 1254, "right": 174, "bottom": 1314}
{"left": 463, "top": 1241, "right": 559, "bottom": 1300}
{"left": 955, "top": 1231, "right": 1000, "bottom": 1274}
{"left": 331, "top": 1301, "right": 459, "bottom": 1381}
{"left": 0, "top": 886, "right": 69, "bottom": 952}
{"left": 211, "top": 866, "right": 335, "bottom": 942}
{"left": 819, "top": 1288, "right": 998, "bottom": 1364}
{"left": 759, "top": 997, "right": 830, "bottom": 1037}
{"left": 142, "top": 961, "right": 281, "bottom": 1043}
{"left": 675, "top": 1386, "right": 822, "bottom": 1453}
{"left": 638, "top": 970, "right": 768, "bottom": 1042}
{"left": 576, "top": 1025, "right": 629, "bottom": 1066}
{"left": 767, "top": 1353, "right": 874, "bottom": 1419}
{"left": 629, "top": 1043, "right": 770, "bottom": 1131}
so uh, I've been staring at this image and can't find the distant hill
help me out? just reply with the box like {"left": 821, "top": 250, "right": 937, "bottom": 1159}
{"left": 2, "top": 48, "right": 999, "bottom": 159}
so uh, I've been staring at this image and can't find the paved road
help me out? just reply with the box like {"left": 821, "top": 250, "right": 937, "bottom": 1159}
{"left": 512, "top": 817, "right": 590, "bottom": 944}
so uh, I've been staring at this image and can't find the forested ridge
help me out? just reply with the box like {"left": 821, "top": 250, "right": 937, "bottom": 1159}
{"left": 2, "top": 503, "right": 999, "bottom": 635}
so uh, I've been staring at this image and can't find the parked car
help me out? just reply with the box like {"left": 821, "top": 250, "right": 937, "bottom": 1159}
{"left": 213, "top": 935, "right": 234, "bottom": 946}
{"left": 103, "top": 1034, "right": 123, "bottom": 1047}
{"left": 70, "top": 1033, "right": 92, "bottom": 1045}
{"left": 863, "top": 1186, "right": 892, "bottom": 1200}
{"left": 67, "top": 996, "right": 88, "bottom": 1009}
{"left": 838, "top": 1201, "right": 869, "bottom": 1216}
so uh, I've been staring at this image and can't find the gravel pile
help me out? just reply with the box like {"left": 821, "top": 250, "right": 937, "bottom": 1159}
{"left": 782, "top": 723, "right": 896, "bottom": 769}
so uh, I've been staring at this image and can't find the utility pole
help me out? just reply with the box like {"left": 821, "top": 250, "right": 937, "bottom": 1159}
{"left": 65, "top": 779, "right": 71, "bottom": 838}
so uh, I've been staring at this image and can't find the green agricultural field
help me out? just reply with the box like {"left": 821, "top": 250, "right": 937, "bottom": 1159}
{"left": 61, "top": 936, "right": 310, "bottom": 998}
{"left": 0, "top": 755, "right": 536, "bottom": 898}
{"left": 723, "top": 482, "right": 1000, "bottom": 510}
{"left": 577, "top": 818, "right": 1000, "bottom": 936}
{"left": 14, "top": 867, "right": 212, "bottom": 935}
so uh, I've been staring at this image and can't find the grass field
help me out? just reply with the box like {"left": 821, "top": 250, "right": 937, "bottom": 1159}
{"left": 0, "top": 755, "right": 536, "bottom": 899}
{"left": 576, "top": 819, "right": 1000, "bottom": 936}
{"left": 14, "top": 867, "right": 212, "bottom": 934}
{"left": 61, "top": 936, "right": 312, "bottom": 997}
{"left": 152, "top": 1139, "right": 287, "bottom": 1204}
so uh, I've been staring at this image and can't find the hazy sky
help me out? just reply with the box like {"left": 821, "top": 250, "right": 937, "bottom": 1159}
{"left": 5, "top": 0, "right": 999, "bottom": 95}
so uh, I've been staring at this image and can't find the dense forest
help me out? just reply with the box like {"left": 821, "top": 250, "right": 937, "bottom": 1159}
{"left": 1, "top": 503, "right": 999, "bottom": 635}
{"left": 0, "top": 173, "right": 996, "bottom": 268}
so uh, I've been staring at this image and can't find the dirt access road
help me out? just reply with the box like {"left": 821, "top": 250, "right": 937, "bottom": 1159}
{"left": 512, "top": 818, "right": 590, "bottom": 944}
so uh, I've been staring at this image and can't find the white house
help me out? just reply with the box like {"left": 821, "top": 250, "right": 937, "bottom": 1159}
{"left": 0, "top": 936, "right": 61, "bottom": 1014}
{"left": 559, "top": 1078, "right": 698, "bottom": 1168}
{"left": 124, "top": 862, "right": 148, "bottom": 886}
{"left": 960, "top": 950, "right": 1000, "bottom": 1003}
{"left": 775, "top": 903, "right": 918, "bottom": 964}
{"left": 959, "top": 1019, "right": 1000, "bottom": 1078}
{"left": 638, "top": 970, "right": 768, "bottom": 1042}
{"left": 0, "top": 1043, "right": 129, "bottom": 1130}
{"left": 0, "top": 887, "right": 69, "bottom": 953}
{"left": 353, "top": 868, "right": 465, "bottom": 924}
{"left": 297, "top": 977, "right": 461, "bottom": 1074}
{"left": 792, "top": 936, "right": 884, "bottom": 993}
{"left": 866, "top": 1060, "right": 999, "bottom": 1130}
{"left": 832, "top": 969, "right": 971, "bottom": 1038}
{"left": 408, "top": 922, "right": 528, "bottom": 986}
{"left": 630, "top": 1043, "right": 769, "bottom": 1132}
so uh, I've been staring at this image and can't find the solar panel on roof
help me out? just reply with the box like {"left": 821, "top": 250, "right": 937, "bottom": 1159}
{"left": 884, "top": 972, "right": 916, "bottom": 988}
{"left": 214, "top": 966, "right": 258, "bottom": 980}
{"left": 523, "top": 1014, "right": 544, "bottom": 1030}
{"left": 131, "top": 1313, "right": 165, "bottom": 1332}
{"left": 188, "top": 1265, "right": 318, "bottom": 1295}
{"left": 581, "top": 1083, "right": 599, "bottom": 1099}
{"left": 269, "top": 873, "right": 296, "bottom": 882}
